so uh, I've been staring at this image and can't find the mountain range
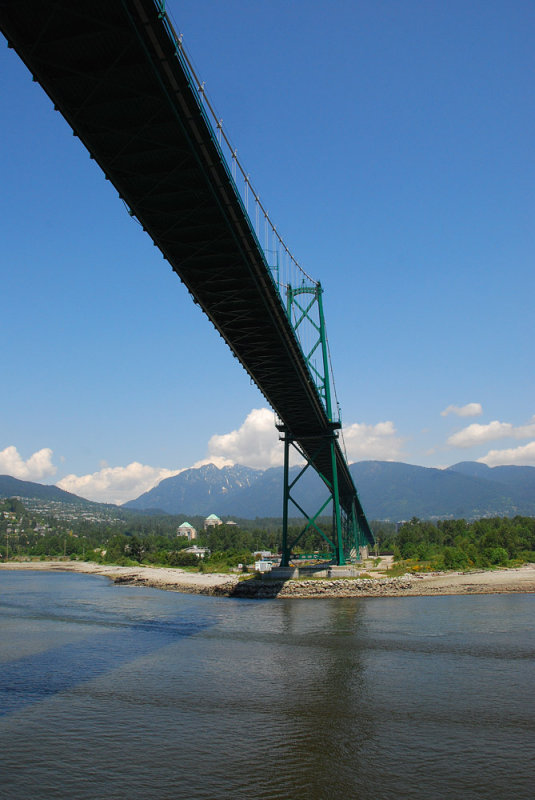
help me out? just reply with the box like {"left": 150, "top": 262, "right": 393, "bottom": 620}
{"left": 123, "top": 461, "right": 535, "bottom": 520}
{"left": 2, "top": 460, "right": 534, "bottom": 521}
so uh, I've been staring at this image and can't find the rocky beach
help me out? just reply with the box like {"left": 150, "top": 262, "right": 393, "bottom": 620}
{"left": 2, "top": 560, "right": 535, "bottom": 599}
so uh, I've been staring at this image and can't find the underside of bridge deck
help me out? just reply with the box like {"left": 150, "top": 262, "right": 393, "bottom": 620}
{"left": 0, "top": 0, "right": 374, "bottom": 551}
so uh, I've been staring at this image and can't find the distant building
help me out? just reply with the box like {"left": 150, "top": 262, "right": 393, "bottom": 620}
{"left": 177, "top": 521, "right": 197, "bottom": 541}
{"left": 184, "top": 545, "right": 210, "bottom": 559}
{"left": 204, "top": 513, "right": 222, "bottom": 530}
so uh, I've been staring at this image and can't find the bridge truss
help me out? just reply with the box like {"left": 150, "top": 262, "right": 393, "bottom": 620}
{"left": 0, "top": 0, "right": 374, "bottom": 562}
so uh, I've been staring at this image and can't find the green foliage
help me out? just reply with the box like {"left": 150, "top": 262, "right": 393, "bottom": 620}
{"left": 105, "top": 533, "right": 128, "bottom": 563}
{"left": 198, "top": 524, "right": 268, "bottom": 554}
{"left": 443, "top": 547, "right": 469, "bottom": 570}
{"left": 166, "top": 551, "right": 200, "bottom": 567}
{"left": 384, "top": 516, "right": 535, "bottom": 570}
{"left": 201, "top": 549, "right": 253, "bottom": 573}
{"left": 385, "top": 562, "right": 412, "bottom": 577}
{"left": 485, "top": 546, "right": 509, "bottom": 566}
{"left": 1, "top": 497, "right": 27, "bottom": 516}
{"left": 3, "top": 497, "right": 534, "bottom": 576}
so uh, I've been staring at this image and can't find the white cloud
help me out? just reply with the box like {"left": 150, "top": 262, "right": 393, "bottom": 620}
{"left": 478, "top": 441, "right": 535, "bottom": 467}
{"left": 192, "top": 456, "right": 236, "bottom": 470}
{"left": 55, "top": 405, "right": 330, "bottom": 504}
{"left": 448, "top": 416, "right": 535, "bottom": 448}
{"left": 0, "top": 446, "right": 57, "bottom": 481}
{"left": 448, "top": 420, "right": 513, "bottom": 448}
{"left": 57, "top": 462, "right": 182, "bottom": 505}
{"left": 441, "top": 403, "right": 483, "bottom": 418}
{"left": 204, "top": 408, "right": 283, "bottom": 469}
{"left": 515, "top": 417, "right": 535, "bottom": 438}
{"left": 342, "top": 420, "right": 405, "bottom": 462}
{"left": 0, "top": 409, "right": 410, "bottom": 505}
{"left": 204, "top": 409, "right": 406, "bottom": 467}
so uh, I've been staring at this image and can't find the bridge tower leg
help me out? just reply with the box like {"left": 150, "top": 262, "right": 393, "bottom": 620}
{"left": 280, "top": 281, "right": 348, "bottom": 565}
{"left": 317, "top": 286, "right": 345, "bottom": 565}
{"left": 281, "top": 430, "right": 291, "bottom": 568}
{"left": 330, "top": 435, "right": 345, "bottom": 566}
{"left": 277, "top": 424, "right": 346, "bottom": 567}
{"left": 351, "top": 500, "right": 361, "bottom": 561}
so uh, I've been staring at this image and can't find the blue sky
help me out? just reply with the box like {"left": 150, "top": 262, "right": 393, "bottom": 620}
{"left": 1, "top": 0, "right": 533, "bottom": 503}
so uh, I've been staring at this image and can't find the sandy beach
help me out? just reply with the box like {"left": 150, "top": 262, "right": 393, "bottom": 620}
{"left": 2, "top": 560, "right": 535, "bottom": 598}
{"left": 0, "top": 560, "right": 238, "bottom": 594}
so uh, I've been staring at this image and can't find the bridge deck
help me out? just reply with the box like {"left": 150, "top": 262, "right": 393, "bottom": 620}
{"left": 0, "top": 0, "right": 372, "bottom": 543}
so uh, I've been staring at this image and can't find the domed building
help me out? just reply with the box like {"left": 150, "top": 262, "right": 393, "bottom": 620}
{"left": 204, "top": 513, "right": 222, "bottom": 530}
{"left": 177, "top": 521, "right": 197, "bottom": 541}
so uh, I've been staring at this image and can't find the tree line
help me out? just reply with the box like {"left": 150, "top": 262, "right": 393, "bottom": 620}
{"left": 2, "top": 497, "right": 535, "bottom": 571}
{"left": 381, "top": 516, "right": 535, "bottom": 569}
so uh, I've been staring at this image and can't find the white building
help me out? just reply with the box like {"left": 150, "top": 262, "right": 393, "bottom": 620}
{"left": 184, "top": 545, "right": 210, "bottom": 559}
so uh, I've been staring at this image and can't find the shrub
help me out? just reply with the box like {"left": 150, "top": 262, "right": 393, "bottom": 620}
{"left": 443, "top": 547, "right": 469, "bottom": 570}
{"left": 485, "top": 546, "right": 509, "bottom": 567}
{"left": 166, "top": 551, "right": 199, "bottom": 567}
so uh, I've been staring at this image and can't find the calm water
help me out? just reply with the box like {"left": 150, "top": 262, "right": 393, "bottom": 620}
{"left": 1, "top": 571, "right": 534, "bottom": 799}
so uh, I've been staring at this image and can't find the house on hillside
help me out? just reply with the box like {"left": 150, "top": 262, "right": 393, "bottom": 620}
{"left": 204, "top": 513, "right": 222, "bottom": 530}
{"left": 177, "top": 521, "right": 197, "bottom": 541}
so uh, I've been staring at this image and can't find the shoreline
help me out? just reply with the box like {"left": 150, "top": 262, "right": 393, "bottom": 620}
{"left": 2, "top": 560, "right": 535, "bottom": 598}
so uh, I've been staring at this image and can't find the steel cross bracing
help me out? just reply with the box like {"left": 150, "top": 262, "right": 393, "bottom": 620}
{"left": 0, "top": 0, "right": 374, "bottom": 556}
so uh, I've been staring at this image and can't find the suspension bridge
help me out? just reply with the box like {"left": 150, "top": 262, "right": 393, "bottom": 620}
{"left": 0, "top": 0, "right": 374, "bottom": 564}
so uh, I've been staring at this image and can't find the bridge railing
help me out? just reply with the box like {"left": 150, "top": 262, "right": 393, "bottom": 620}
{"left": 156, "top": 2, "right": 339, "bottom": 420}
{"left": 157, "top": 6, "right": 311, "bottom": 285}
